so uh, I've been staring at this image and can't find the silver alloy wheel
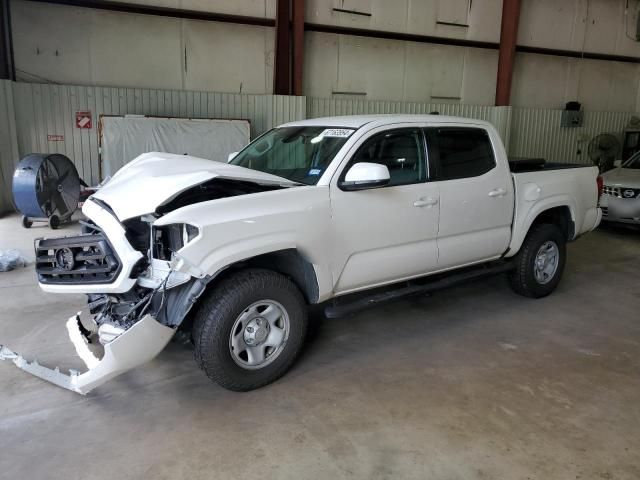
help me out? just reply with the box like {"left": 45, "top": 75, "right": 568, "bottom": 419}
{"left": 229, "top": 300, "right": 290, "bottom": 370}
{"left": 533, "top": 240, "right": 559, "bottom": 285}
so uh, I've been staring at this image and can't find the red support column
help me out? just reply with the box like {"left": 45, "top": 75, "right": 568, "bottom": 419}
{"left": 274, "top": 0, "right": 291, "bottom": 95}
{"left": 495, "top": 0, "right": 521, "bottom": 106}
{"left": 292, "top": 0, "right": 304, "bottom": 96}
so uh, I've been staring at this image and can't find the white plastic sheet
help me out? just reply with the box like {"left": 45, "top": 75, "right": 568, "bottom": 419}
{"left": 101, "top": 116, "right": 251, "bottom": 178}
{"left": 0, "top": 249, "right": 28, "bottom": 272}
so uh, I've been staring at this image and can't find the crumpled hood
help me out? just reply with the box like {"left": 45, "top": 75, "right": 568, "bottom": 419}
{"left": 90, "top": 152, "right": 297, "bottom": 220}
{"left": 601, "top": 168, "right": 640, "bottom": 189}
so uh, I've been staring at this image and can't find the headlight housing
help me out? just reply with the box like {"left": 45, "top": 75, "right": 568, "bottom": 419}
{"left": 153, "top": 223, "right": 200, "bottom": 260}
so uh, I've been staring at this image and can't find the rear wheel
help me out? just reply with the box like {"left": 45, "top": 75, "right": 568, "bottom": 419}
{"left": 193, "top": 269, "right": 308, "bottom": 391}
{"left": 21, "top": 215, "right": 32, "bottom": 229}
{"left": 509, "top": 224, "right": 566, "bottom": 298}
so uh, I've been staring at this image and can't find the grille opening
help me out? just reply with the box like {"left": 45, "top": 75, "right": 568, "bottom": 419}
{"left": 603, "top": 186, "right": 640, "bottom": 198}
{"left": 35, "top": 234, "right": 121, "bottom": 285}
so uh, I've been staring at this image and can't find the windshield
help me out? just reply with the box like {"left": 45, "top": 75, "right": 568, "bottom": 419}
{"left": 623, "top": 152, "right": 640, "bottom": 169}
{"left": 230, "top": 126, "right": 355, "bottom": 185}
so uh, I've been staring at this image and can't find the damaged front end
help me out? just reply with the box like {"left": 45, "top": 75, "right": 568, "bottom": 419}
{"left": 0, "top": 275, "right": 207, "bottom": 394}
{"left": 1, "top": 155, "right": 295, "bottom": 394}
{"left": 1, "top": 197, "right": 209, "bottom": 395}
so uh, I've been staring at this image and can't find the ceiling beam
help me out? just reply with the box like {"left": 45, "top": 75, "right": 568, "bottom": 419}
{"left": 305, "top": 22, "right": 640, "bottom": 65}
{"left": 23, "top": 0, "right": 275, "bottom": 27}
{"left": 305, "top": 22, "right": 499, "bottom": 50}
{"left": 516, "top": 45, "right": 639, "bottom": 64}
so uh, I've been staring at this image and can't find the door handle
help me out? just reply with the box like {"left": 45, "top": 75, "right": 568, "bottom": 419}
{"left": 488, "top": 188, "right": 507, "bottom": 197}
{"left": 414, "top": 197, "right": 439, "bottom": 207}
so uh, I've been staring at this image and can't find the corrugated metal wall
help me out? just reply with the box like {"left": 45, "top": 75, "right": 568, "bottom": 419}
{"left": 509, "top": 108, "right": 634, "bottom": 164}
{"left": 0, "top": 81, "right": 19, "bottom": 216}
{"left": 2, "top": 82, "right": 638, "bottom": 216}
{"left": 307, "top": 97, "right": 635, "bottom": 163}
{"left": 12, "top": 83, "right": 307, "bottom": 184}
{"left": 307, "top": 98, "right": 496, "bottom": 121}
{"left": 306, "top": 98, "right": 513, "bottom": 146}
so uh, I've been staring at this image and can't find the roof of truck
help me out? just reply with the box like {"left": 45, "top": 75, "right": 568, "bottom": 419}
{"left": 281, "top": 114, "right": 492, "bottom": 129}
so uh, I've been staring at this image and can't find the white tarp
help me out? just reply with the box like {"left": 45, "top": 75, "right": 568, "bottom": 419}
{"left": 100, "top": 116, "right": 251, "bottom": 179}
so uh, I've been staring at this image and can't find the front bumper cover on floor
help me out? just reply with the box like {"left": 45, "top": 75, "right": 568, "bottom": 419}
{"left": 0, "top": 314, "right": 175, "bottom": 395}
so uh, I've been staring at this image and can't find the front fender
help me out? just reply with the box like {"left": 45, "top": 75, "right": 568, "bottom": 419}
{"left": 192, "top": 232, "right": 297, "bottom": 276}
{"left": 154, "top": 186, "right": 335, "bottom": 301}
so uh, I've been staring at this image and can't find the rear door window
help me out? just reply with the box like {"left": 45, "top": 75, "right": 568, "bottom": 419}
{"left": 426, "top": 127, "right": 496, "bottom": 181}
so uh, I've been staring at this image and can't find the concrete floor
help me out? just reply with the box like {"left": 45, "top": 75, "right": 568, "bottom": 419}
{"left": 0, "top": 213, "right": 639, "bottom": 480}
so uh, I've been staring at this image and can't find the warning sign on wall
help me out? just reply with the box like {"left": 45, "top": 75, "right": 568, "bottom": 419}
{"left": 76, "top": 111, "right": 92, "bottom": 129}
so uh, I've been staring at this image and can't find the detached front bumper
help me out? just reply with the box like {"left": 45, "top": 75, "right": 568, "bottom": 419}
{"left": 0, "top": 314, "right": 175, "bottom": 395}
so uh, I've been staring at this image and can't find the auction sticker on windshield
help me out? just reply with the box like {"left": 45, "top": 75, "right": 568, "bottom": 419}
{"left": 321, "top": 129, "right": 353, "bottom": 138}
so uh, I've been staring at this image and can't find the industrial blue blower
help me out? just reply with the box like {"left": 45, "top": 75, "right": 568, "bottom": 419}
{"left": 12, "top": 154, "right": 81, "bottom": 229}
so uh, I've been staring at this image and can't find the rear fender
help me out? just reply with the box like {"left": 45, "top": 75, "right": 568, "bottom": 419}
{"left": 507, "top": 195, "right": 576, "bottom": 257}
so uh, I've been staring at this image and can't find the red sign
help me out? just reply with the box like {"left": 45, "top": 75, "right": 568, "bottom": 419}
{"left": 47, "top": 134, "right": 64, "bottom": 142}
{"left": 76, "top": 111, "right": 92, "bottom": 129}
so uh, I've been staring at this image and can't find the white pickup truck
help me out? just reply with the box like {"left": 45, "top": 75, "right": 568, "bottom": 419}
{"left": 0, "top": 115, "right": 602, "bottom": 394}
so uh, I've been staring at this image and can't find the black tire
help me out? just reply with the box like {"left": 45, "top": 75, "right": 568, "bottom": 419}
{"left": 21, "top": 215, "right": 32, "bottom": 229}
{"left": 193, "top": 269, "right": 308, "bottom": 392}
{"left": 48, "top": 214, "right": 60, "bottom": 229}
{"left": 508, "top": 224, "right": 567, "bottom": 298}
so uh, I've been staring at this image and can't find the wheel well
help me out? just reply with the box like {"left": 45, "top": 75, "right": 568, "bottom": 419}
{"left": 215, "top": 249, "right": 320, "bottom": 304}
{"left": 178, "top": 250, "right": 319, "bottom": 335}
{"left": 531, "top": 206, "right": 574, "bottom": 241}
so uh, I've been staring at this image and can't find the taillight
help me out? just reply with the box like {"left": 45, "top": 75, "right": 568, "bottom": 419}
{"left": 596, "top": 176, "right": 604, "bottom": 198}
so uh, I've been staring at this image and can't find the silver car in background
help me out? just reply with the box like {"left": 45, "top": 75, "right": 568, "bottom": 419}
{"left": 600, "top": 153, "right": 640, "bottom": 225}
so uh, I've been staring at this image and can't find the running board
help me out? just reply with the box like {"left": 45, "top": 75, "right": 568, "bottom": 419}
{"left": 324, "top": 261, "right": 515, "bottom": 319}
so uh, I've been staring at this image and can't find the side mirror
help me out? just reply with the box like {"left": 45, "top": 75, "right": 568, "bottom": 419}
{"left": 227, "top": 152, "right": 239, "bottom": 163}
{"left": 340, "top": 162, "right": 390, "bottom": 191}
{"left": 613, "top": 159, "right": 622, "bottom": 168}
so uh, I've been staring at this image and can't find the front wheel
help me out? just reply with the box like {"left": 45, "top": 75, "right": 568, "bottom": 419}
{"left": 509, "top": 224, "right": 567, "bottom": 298}
{"left": 193, "top": 269, "right": 308, "bottom": 391}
